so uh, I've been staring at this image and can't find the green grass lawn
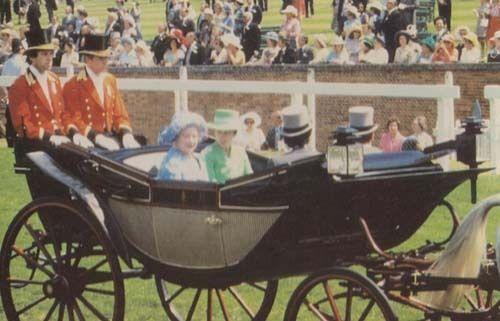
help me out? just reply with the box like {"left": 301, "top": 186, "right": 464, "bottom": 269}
{"left": 1, "top": 141, "right": 500, "bottom": 320}
{"left": 32, "top": 0, "right": 479, "bottom": 41}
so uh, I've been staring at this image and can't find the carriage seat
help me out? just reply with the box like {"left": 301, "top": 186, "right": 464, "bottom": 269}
{"left": 363, "top": 151, "right": 433, "bottom": 171}
{"left": 122, "top": 151, "right": 165, "bottom": 175}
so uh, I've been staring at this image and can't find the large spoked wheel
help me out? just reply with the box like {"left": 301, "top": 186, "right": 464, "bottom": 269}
{"left": 0, "top": 198, "right": 125, "bottom": 321}
{"left": 284, "top": 267, "right": 397, "bottom": 321}
{"left": 155, "top": 275, "right": 278, "bottom": 321}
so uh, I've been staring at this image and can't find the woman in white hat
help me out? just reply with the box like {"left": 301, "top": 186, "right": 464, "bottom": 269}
{"left": 203, "top": 109, "right": 253, "bottom": 184}
{"left": 221, "top": 33, "right": 246, "bottom": 65}
{"left": 118, "top": 36, "right": 139, "bottom": 67}
{"left": 250, "top": 31, "right": 280, "bottom": 65}
{"left": 394, "top": 27, "right": 421, "bottom": 64}
{"left": 135, "top": 40, "right": 155, "bottom": 67}
{"left": 459, "top": 32, "right": 482, "bottom": 63}
{"left": 343, "top": 5, "right": 361, "bottom": 33}
{"left": 326, "top": 35, "right": 350, "bottom": 64}
{"left": 234, "top": 111, "right": 266, "bottom": 151}
{"left": 157, "top": 111, "right": 209, "bottom": 181}
{"left": 280, "top": 5, "right": 301, "bottom": 48}
{"left": 345, "top": 24, "right": 363, "bottom": 63}
{"left": 309, "top": 34, "right": 331, "bottom": 64}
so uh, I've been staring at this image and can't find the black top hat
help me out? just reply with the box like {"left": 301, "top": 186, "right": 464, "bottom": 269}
{"left": 25, "top": 27, "right": 55, "bottom": 53}
{"left": 79, "top": 34, "right": 111, "bottom": 57}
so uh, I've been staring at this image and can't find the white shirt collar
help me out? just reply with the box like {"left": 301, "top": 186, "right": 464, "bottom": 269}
{"left": 85, "top": 66, "right": 105, "bottom": 105}
{"left": 29, "top": 65, "right": 52, "bottom": 108}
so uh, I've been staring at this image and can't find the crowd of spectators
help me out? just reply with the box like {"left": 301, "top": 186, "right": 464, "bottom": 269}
{"left": 0, "top": 0, "right": 498, "bottom": 76}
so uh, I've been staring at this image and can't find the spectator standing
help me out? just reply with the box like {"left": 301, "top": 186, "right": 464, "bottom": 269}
{"left": 131, "top": 1, "right": 143, "bottom": 39}
{"left": 345, "top": 25, "right": 363, "bottom": 63}
{"left": 280, "top": 5, "right": 301, "bottom": 48}
{"left": 379, "top": 117, "right": 405, "bottom": 153}
{"left": 27, "top": 0, "right": 42, "bottom": 33}
{"left": 119, "top": 36, "right": 139, "bottom": 66}
{"left": 487, "top": 31, "right": 500, "bottom": 62}
{"left": 122, "top": 15, "right": 138, "bottom": 40}
{"left": 399, "top": 0, "right": 417, "bottom": 27}
{"left": 1, "top": 38, "right": 27, "bottom": 76}
{"left": 178, "top": 7, "right": 195, "bottom": 35}
{"left": 326, "top": 35, "right": 350, "bottom": 64}
{"left": 151, "top": 24, "right": 169, "bottom": 64}
{"left": 46, "top": 15, "right": 64, "bottom": 42}
{"left": 246, "top": 0, "right": 262, "bottom": 25}
{"left": 221, "top": 3, "right": 235, "bottom": 34}
{"left": 45, "top": 0, "right": 57, "bottom": 22}
{"left": 199, "top": 8, "right": 214, "bottom": 46}
{"left": 460, "top": 32, "right": 481, "bottom": 62}
{"left": 60, "top": 38, "right": 80, "bottom": 68}
{"left": 310, "top": 34, "right": 330, "bottom": 64}
{"left": 0, "top": 0, "right": 12, "bottom": 24}
{"left": 381, "top": 0, "right": 406, "bottom": 62}
{"left": 292, "top": 0, "right": 305, "bottom": 20}
{"left": 259, "top": 0, "right": 267, "bottom": 12}
{"left": 417, "top": 37, "right": 435, "bottom": 63}
{"left": 274, "top": 33, "right": 297, "bottom": 64}
{"left": 361, "top": 34, "right": 388, "bottom": 64}
{"left": 213, "top": 1, "right": 224, "bottom": 26}
{"left": 366, "top": 1, "right": 384, "bottom": 34}
{"left": 66, "top": 0, "right": 74, "bottom": 11}
{"left": 474, "top": 0, "right": 490, "bottom": 52}
{"left": 234, "top": 0, "right": 245, "bottom": 37}
{"left": 104, "top": 11, "right": 121, "bottom": 37}
{"left": 75, "top": 6, "right": 87, "bottom": 34}
{"left": 296, "top": 35, "right": 314, "bottom": 64}
{"left": 305, "top": 0, "right": 314, "bottom": 18}
{"left": 184, "top": 31, "right": 205, "bottom": 65}
{"left": 241, "top": 12, "right": 261, "bottom": 62}
{"left": 487, "top": 0, "right": 500, "bottom": 41}
{"left": 438, "top": 0, "right": 452, "bottom": 30}
{"left": 62, "top": 6, "right": 76, "bottom": 29}
{"left": 343, "top": 6, "right": 361, "bottom": 33}
{"left": 13, "top": 0, "right": 27, "bottom": 24}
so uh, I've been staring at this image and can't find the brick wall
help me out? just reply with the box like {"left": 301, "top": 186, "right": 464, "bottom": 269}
{"left": 56, "top": 64, "right": 500, "bottom": 151}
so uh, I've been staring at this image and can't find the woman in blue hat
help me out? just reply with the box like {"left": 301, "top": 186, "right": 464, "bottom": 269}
{"left": 157, "top": 111, "right": 209, "bottom": 181}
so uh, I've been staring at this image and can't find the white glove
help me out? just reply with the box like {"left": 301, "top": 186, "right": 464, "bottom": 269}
{"left": 49, "top": 135, "right": 71, "bottom": 147}
{"left": 95, "top": 134, "right": 120, "bottom": 151}
{"left": 122, "top": 133, "right": 141, "bottom": 149}
{"left": 73, "top": 133, "right": 95, "bottom": 148}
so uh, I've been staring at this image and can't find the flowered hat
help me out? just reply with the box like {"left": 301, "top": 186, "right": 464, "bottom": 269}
{"left": 208, "top": 109, "right": 241, "bottom": 131}
{"left": 420, "top": 36, "right": 436, "bottom": 51}
{"left": 158, "top": 111, "right": 207, "bottom": 145}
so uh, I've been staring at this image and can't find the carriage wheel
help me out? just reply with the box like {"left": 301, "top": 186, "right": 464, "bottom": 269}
{"left": 155, "top": 275, "right": 278, "bottom": 321}
{"left": 284, "top": 267, "right": 397, "bottom": 321}
{"left": 0, "top": 198, "right": 125, "bottom": 321}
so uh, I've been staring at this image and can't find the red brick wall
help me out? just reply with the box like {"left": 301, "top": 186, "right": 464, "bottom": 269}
{"left": 57, "top": 64, "right": 500, "bottom": 151}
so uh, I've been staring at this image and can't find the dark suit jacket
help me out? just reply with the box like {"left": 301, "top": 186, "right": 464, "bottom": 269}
{"left": 151, "top": 34, "right": 170, "bottom": 64}
{"left": 248, "top": 5, "right": 262, "bottom": 25}
{"left": 381, "top": 9, "right": 406, "bottom": 50}
{"left": 45, "top": 24, "right": 65, "bottom": 41}
{"left": 45, "top": 0, "right": 57, "bottom": 10}
{"left": 241, "top": 23, "right": 261, "bottom": 61}
{"left": 296, "top": 46, "right": 314, "bottom": 64}
{"left": 263, "top": 126, "right": 281, "bottom": 150}
{"left": 27, "top": 2, "right": 42, "bottom": 31}
{"left": 184, "top": 41, "right": 206, "bottom": 65}
{"left": 273, "top": 46, "right": 296, "bottom": 64}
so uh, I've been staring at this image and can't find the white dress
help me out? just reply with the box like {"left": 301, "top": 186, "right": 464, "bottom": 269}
{"left": 460, "top": 47, "right": 481, "bottom": 63}
{"left": 234, "top": 128, "right": 266, "bottom": 151}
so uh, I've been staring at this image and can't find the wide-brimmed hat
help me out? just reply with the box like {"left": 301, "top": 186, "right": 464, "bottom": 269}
{"left": 264, "top": 31, "right": 279, "bottom": 42}
{"left": 395, "top": 24, "right": 417, "bottom": 43}
{"left": 208, "top": 109, "right": 241, "bottom": 132}
{"left": 366, "top": 1, "right": 384, "bottom": 13}
{"left": 441, "top": 34, "right": 456, "bottom": 45}
{"left": 362, "top": 36, "right": 375, "bottom": 49}
{"left": 462, "top": 32, "right": 479, "bottom": 47}
{"left": 241, "top": 111, "right": 262, "bottom": 127}
{"left": 348, "top": 106, "right": 379, "bottom": 136}
{"left": 24, "top": 27, "right": 55, "bottom": 53}
{"left": 346, "top": 24, "right": 363, "bottom": 38}
{"left": 158, "top": 111, "right": 207, "bottom": 145}
{"left": 79, "top": 34, "right": 111, "bottom": 57}
{"left": 281, "top": 5, "right": 298, "bottom": 17}
{"left": 345, "top": 5, "right": 360, "bottom": 17}
{"left": 332, "top": 35, "right": 345, "bottom": 46}
{"left": 281, "top": 105, "right": 312, "bottom": 138}
{"left": 221, "top": 33, "right": 242, "bottom": 49}
{"left": 420, "top": 36, "right": 436, "bottom": 51}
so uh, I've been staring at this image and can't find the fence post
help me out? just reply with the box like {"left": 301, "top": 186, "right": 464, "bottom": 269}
{"left": 486, "top": 86, "right": 500, "bottom": 174}
{"left": 434, "top": 71, "right": 456, "bottom": 170}
{"left": 307, "top": 69, "right": 317, "bottom": 149}
{"left": 179, "top": 66, "right": 188, "bottom": 111}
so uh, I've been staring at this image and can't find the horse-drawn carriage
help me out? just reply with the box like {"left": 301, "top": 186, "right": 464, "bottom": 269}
{"left": 1, "top": 107, "right": 500, "bottom": 321}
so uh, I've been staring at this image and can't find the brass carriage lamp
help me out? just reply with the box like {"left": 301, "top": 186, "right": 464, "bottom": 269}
{"left": 327, "top": 126, "right": 364, "bottom": 177}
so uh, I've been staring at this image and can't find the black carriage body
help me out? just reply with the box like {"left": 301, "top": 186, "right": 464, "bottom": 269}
{"left": 22, "top": 144, "right": 487, "bottom": 289}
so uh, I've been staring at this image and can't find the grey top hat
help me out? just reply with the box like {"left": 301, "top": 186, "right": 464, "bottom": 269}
{"left": 281, "top": 105, "right": 312, "bottom": 137}
{"left": 348, "top": 106, "right": 379, "bottom": 135}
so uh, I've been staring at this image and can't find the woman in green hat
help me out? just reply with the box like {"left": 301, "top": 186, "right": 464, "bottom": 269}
{"left": 202, "top": 109, "right": 253, "bottom": 184}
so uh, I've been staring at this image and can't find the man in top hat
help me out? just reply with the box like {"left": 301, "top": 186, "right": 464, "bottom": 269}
{"left": 348, "top": 106, "right": 380, "bottom": 154}
{"left": 8, "top": 24, "right": 75, "bottom": 146}
{"left": 62, "top": 33, "right": 141, "bottom": 150}
{"left": 269, "top": 104, "right": 320, "bottom": 166}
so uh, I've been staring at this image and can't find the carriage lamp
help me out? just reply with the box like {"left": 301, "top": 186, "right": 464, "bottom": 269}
{"left": 456, "top": 100, "right": 490, "bottom": 203}
{"left": 327, "top": 126, "right": 364, "bottom": 177}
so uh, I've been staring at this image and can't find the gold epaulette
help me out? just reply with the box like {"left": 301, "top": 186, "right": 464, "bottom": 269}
{"left": 77, "top": 69, "right": 87, "bottom": 81}
{"left": 25, "top": 72, "right": 35, "bottom": 86}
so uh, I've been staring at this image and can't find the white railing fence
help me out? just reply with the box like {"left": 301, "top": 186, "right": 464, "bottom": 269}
{"left": 1, "top": 68, "right": 464, "bottom": 170}
{"left": 485, "top": 85, "right": 500, "bottom": 174}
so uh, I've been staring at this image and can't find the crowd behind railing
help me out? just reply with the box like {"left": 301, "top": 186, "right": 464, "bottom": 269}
{"left": 0, "top": 0, "right": 499, "bottom": 77}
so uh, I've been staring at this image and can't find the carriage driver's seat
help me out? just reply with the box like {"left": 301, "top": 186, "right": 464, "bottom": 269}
{"left": 363, "top": 151, "right": 434, "bottom": 172}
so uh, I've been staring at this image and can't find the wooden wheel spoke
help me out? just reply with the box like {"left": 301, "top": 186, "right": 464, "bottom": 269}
{"left": 216, "top": 289, "right": 232, "bottom": 321}
{"left": 16, "top": 295, "right": 49, "bottom": 316}
{"left": 65, "top": 240, "right": 74, "bottom": 267}
{"left": 186, "top": 288, "right": 202, "bottom": 321}
{"left": 24, "top": 223, "right": 57, "bottom": 269}
{"left": 78, "top": 295, "right": 110, "bottom": 321}
{"left": 207, "top": 288, "right": 213, "bottom": 321}
{"left": 79, "top": 258, "right": 108, "bottom": 278}
{"left": 465, "top": 293, "right": 480, "bottom": 311}
{"left": 475, "top": 288, "right": 484, "bottom": 309}
{"left": 57, "top": 303, "right": 65, "bottom": 321}
{"left": 7, "top": 278, "right": 46, "bottom": 286}
{"left": 74, "top": 300, "right": 87, "bottom": 321}
{"left": 358, "top": 299, "right": 375, "bottom": 321}
{"left": 248, "top": 282, "right": 266, "bottom": 292}
{"left": 165, "top": 286, "right": 186, "bottom": 305}
{"left": 42, "top": 300, "right": 59, "bottom": 321}
{"left": 11, "top": 245, "right": 54, "bottom": 278}
{"left": 228, "top": 286, "right": 256, "bottom": 318}
{"left": 84, "top": 287, "right": 115, "bottom": 296}
{"left": 68, "top": 302, "right": 76, "bottom": 321}
{"left": 486, "top": 290, "right": 493, "bottom": 308}
{"left": 72, "top": 245, "right": 85, "bottom": 268}
{"left": 345, "top": 283, "right": 353, "bottom": 321}
{"left": 304, "top": 298, "right": 330, "bottom": 321}
{"left": 323, "top": 281, "right": 343, "bottom": 321}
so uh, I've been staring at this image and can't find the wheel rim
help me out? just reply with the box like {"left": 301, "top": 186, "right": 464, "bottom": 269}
{"left": 155, "top": 275, "right": 278, "bottom": 321}
{"left": 285, "top": 269, "right": 396, "bottom": 321}
{"left": 0, "top": 199, "right": 125, "bottom": 321}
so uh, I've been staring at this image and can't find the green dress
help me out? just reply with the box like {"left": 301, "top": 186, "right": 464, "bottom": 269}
{"left": 202, "top": 142, "right": 253, "bottom": 184}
